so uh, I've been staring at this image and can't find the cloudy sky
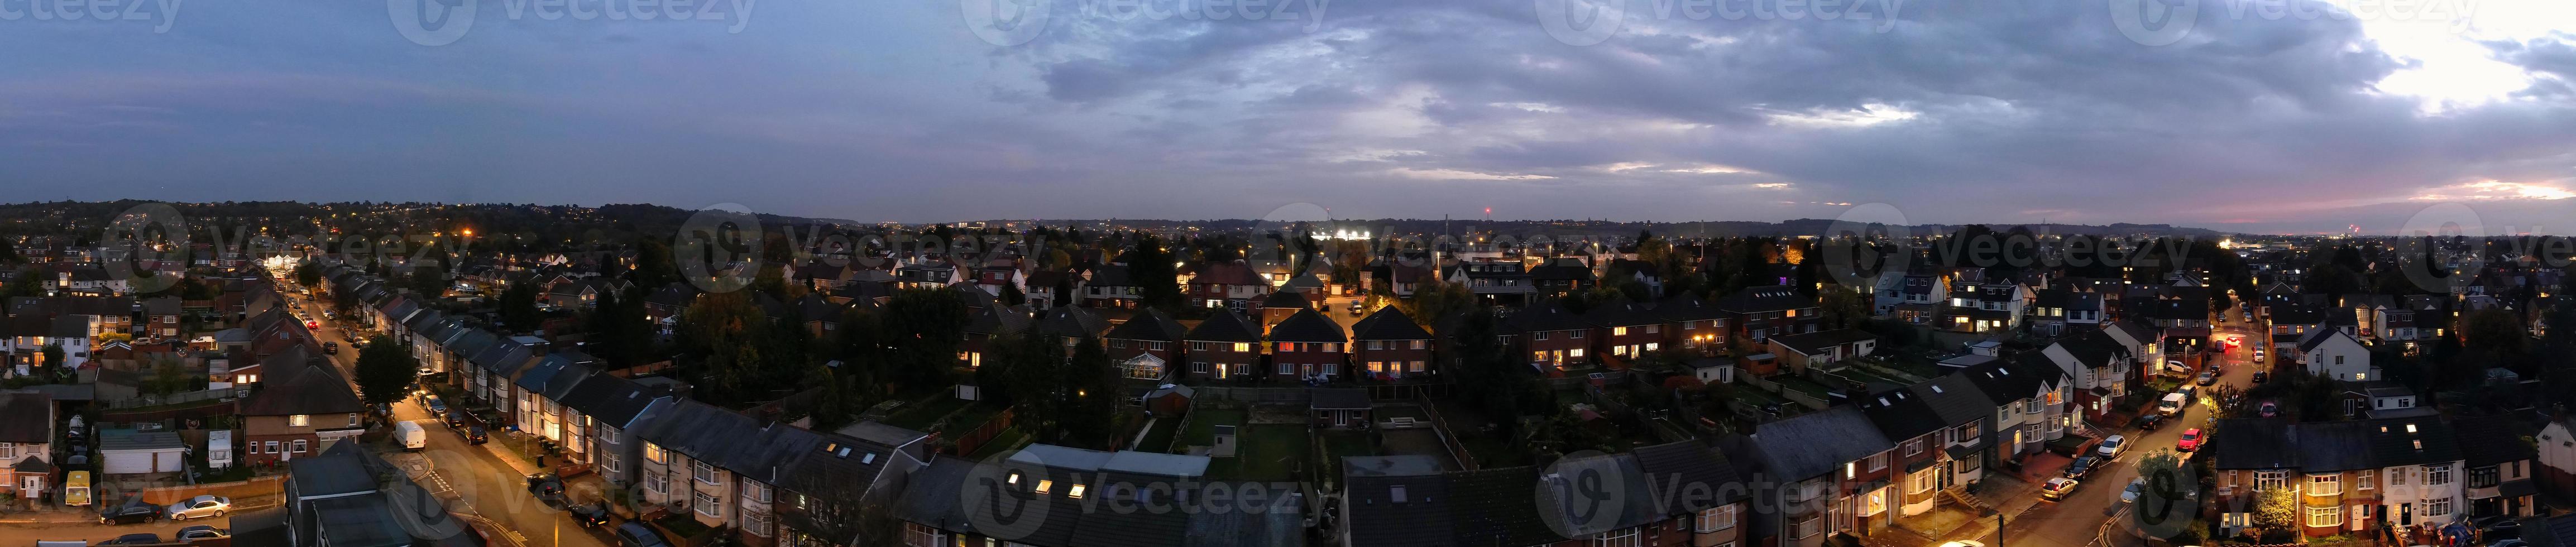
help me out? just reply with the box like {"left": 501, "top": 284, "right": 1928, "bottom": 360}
{"left": 2, "top": 0, "right": 2572, "bottom": 234}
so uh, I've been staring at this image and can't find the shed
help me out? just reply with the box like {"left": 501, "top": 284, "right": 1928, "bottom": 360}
{"left": 98, "top": 429, "right": 186, "bottom": 474}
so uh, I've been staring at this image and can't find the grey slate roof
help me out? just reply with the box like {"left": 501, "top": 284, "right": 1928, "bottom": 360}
{"left": 1909, "top": 373, "right": 1993, "bottom": 427}
{"left": 1747, "top": 405, "right": 1894, "bottom": 481}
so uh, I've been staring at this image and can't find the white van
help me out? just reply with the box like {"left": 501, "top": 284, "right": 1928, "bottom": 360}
{"left": 396, "top": 421, "right": 428, "bottom": 451}
{"left": 2158, "top": 392, "right": 2189, "bottom": 415}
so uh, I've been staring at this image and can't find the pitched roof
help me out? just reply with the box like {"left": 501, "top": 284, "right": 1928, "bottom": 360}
{"left": 2453, "top": 418, "right": 2537, "bottom": 467}
{"left": 0, "top": 394, "right": 52, "bottom": 444}
{"left": 1746, "top": 405, "right": 1893, "bottom": 481}
{"left": 1511, "top": 300, "right": 1595, "bottom": 333}
{"left": 1184, "top": 311, "right": 1262, "bottom": 343}
{"left": 1858, "top": 386, "right": 1947, "bottom": 440}
{"left": 1909, "top": 373, "right": 1993, "bottom": 426}
{"left": 1103, "top": 309, "right": 1188, "bottom": 342}
{"left": 1713, "top": 285, "right": 1816, "bottom": 313}
{"left": 1349, "top": 307, "right": 1433, "bottom": 341}
{"left": 1266, "top": 308, "right": 1347, "bottom": 343}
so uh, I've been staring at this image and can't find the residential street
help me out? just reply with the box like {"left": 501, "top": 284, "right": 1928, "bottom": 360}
{"left": 291, "top": 289, "right": 613, "bottom": 547}
{"left": 1958, "top": 306, "right": 2266, "bottom": 547}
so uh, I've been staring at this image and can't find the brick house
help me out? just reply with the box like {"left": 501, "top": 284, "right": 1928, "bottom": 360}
{"left": 1514, "top": 301, "right": 1595, "bottom": 371}
{"left": 1582, "top": 300, "right": 1665, "bottom": 370}
{"left": 1267, "top": 309, "right": 1347, "bottom": 381}
{"left": 1182, "top": 311, "right": 1262, "bottom": 381}
{"left": 1348, "top": 307, "right": 1433, "bottom": 381}
{"left": 237, "top": 346, "right": 367, "bottom": 467}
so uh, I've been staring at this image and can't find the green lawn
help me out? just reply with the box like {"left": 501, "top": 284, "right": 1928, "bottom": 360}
{"left": 1180, "top": 409, "right": 1247, "bottom": 446}
{"left": 883, "top": 396, "right": 975, "bottom": 431}
{"left": 1206, "top": 425, "right": 1308, "bottom": 482}
{"left": 1455, "top": 430, "right": 1530, "bottom": 468}
{"left": 1134, "top": 416, "right": 1181, "bottom": 453}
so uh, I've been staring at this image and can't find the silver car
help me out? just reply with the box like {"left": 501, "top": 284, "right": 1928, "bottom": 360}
{"left": 167, "top": 495, "right": 231, "bottom": 521}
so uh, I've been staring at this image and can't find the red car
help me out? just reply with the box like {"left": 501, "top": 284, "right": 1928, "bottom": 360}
{"left": 2177, "top": 428, "right": 2204, "bottom": 452}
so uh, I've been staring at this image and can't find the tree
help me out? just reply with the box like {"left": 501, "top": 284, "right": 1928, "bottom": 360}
{"left": 2250, "top": 487, "right": 2299, "bottom": 532}
{"left": 1127, "top": 233, "right": 1182, "bottom": 310}
{"left": 1055, "top": 338, "right": 1121, "bottom": 448}
{"left": 353, "top": 335, "right": 416, "bottom": 407}
{"left": 293, "top": 261, "right": 321, "bottom": 287}
{"left": 881, "top": 288, "right": 969, "bottom": 392}
{"left": 1820, "top": 289, "right": 1871, "bottom": 330}
{"left": 410, "top": 265, "right": 446, "bottom": 294}
{"left": 497, "top": 282, "right": 542, "bottom": 331}
{"left": 39, "top": 344, "right": 63, "bottom": 372}
{"left": 2461, "top": 309, "right": 2527, "bottom": 355}
{"left": 1399, "top": 280, "right": 1477, "bottom": 331}
{"left": 147, "top": 354, "right": 192, "bottom": 397}
{"left": 2, "top": 268, "right": 41, "bottom": 298}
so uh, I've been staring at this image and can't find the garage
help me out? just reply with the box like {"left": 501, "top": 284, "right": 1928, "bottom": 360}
{"left": 99, "top": 429, "right": 187, "bottom": 475}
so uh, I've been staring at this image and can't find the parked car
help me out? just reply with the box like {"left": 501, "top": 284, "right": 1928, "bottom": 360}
{"left": 102, "top": 533, "right": 164, "bottom": 545}
{"left": 2040, "top": 477, "right": 2080, "bottom": 501}
{"left": 528, "top": 473, "right": 568, "bottom": 507}
{"left": 446, "top": 409, "right": 472, "bottom": 429}
{"left": 99, "top": 503, "right": 161, "bottom": 525}
{"left": 615, "top": 522, "right": 674, "bottom": 547}
{"left": 2177, "top": 428, "right": 2204, "bottom": 452}
{"left": 2251, "top": 371, "right": 2269, "bottom": 383}
{"left": 459, "top": 425, "right": 489, "bottom": 445}
{"left": 1348, "top": 302, "right": 1366, "bottom": 316}
{"left": 324, "top": 342, "right": 338, "bottom": 354}
{"left": 2064, "top": 455, "right": 2100, "bottom": 479}
{"left": 176, "top": 525, "right": 230, "bottom": 541}
{"left": 2195, "top": 369, "right": 2219, "bottom": 386}
{"left": 569, "top": 502, "right": 613, "bottom": 527}
{"left": 424, "top": 394, "right": 448, "bottom": 415}
{"left": 167, "top": 495, "right": 231, "bottom": 520}
{"left": 2136, "top": 414, "right": 2166, "bottom": 431}
{"left": 2252, "top": 350, "right": 2266, "bottom": 363}
{"left": 2121, "top": 478, "right": 2144, "bottom": 504}
{"left": 2477, "top": 515, "right": 2524, "bottom": 538}
{"left": 2097, "top": 435, "right": 2128, "bottom": 458}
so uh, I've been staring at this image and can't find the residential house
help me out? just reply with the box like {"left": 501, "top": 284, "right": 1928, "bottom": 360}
{"left": 1767, "top": 329, "right": 1879, "bottom": 374}
{"left": 1268, "top": 309, "right": 1347, "bottom": 381}
{"left": 1103, "top": 309, "right": 1187, "bottom": 376}
{"left": 0, "top": 393, "right": 52, "bottom": 500}
{"left": 1189, "top": 261, "right": 1270, "bottom": 311}
{"left": 1080, "top": 266, "right": 1143, "bottom": 308}
{"left": 2209, "top": 418, "right": 2464, "bottom": 539}
{"left": 1515, "top": 301, "right": 1594, "bottom": 371}
{"left": 2454, "top": 418, "right": 2540, "bottom": 519}
{"left": 1727, "top": 405, "right": 1897, "bottom": 547}
{"left": 1655, "top": 295, "right": 1729, "bottom": 355}
{"left": 2295, "top": 329, "right": 2373, "bottom": 382}
{"left": 2041, "top": 329, "right": 2133, "bottom": 420}
{"left": 1182, "top": 311, "right": 1263, "bottom": 381}
{"left": 1911, "top": 372, "right": 1998, "bottom": 491}
{"left": 1583, "top": 300, "right": 1666, "bottom": 370}
{"left": 1857, "top": 387, "right": 1951, "bottom": 520}
{"left": 1348, "top": 307, "right": 1434, "bottom": 381}
{"left": 238, "top": 346, "right": 368, "bottom": 466}
{"left": 1714, "top": 285, "right": 1822, "bottom": 344}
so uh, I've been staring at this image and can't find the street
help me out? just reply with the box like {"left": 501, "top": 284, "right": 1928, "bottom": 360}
{"left": 289, "top": 286, "right": 613, "bottom": 547}
{"left": 1983, "top": 306, "right": 2265, "bottom": 547}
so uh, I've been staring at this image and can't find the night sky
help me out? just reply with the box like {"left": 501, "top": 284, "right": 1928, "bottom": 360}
{"left": 3, "top": 0, "right": 2572, "bottom": 234}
